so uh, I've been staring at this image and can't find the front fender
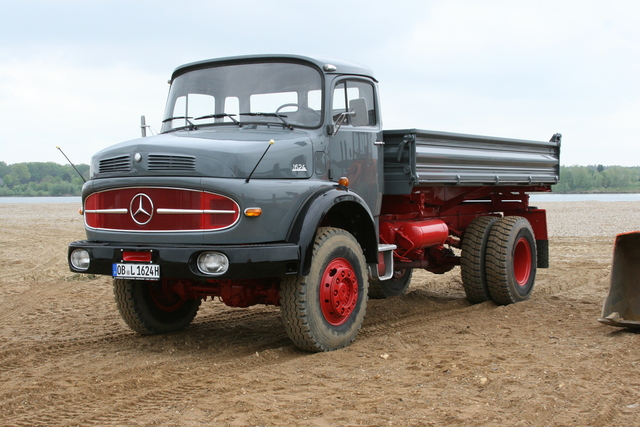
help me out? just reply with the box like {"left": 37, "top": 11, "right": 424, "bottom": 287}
{"left": 287, "top": 186, "right": 378, "bottom": 276}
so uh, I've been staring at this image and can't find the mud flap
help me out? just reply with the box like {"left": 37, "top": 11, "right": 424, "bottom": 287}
{"left": 598, "top": 232, "right": 640, "bottom": 328}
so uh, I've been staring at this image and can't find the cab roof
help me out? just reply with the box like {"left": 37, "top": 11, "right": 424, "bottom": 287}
{"left": 171, "top": 54, "right": 377, "bottom": 82}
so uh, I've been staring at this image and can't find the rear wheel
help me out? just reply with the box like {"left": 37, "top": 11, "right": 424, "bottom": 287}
{"left": 485, "top": 217, "right": 537, "bottom": 305}
{"left": 113, "top": 279, "right": 201, "bottom": 334}
{"left": 280, "top": 227, "right": 368, "bottom": 352}
{"left": 461, "top": 216, "right": 498, "bottom": 303}
{"left": 368, "top": 269, "right": 413, "bottom": 299}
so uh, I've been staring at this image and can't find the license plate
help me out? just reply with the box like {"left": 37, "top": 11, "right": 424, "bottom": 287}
{"left": 112, "top": 263, "right": 160, "bottom": 280}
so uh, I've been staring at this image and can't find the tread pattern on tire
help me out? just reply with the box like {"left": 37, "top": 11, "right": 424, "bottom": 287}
{"left": 460, "top": 216, "right": 499, "bottom": 304}
{"left": 113, "top": 279, "right": 150, "bottom": 334}
{"left": 485, "top": 216, "right": 537, "bottom": 305}
{"left": 279, "top": 274, "right": 316, "bottom": 351}
{"left": 280, "top": 227, "right": 367, "bottom": 352}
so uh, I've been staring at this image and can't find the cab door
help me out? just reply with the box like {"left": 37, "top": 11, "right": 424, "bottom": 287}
{"left": 328, "top": 79, "right": 384, "bottom": 214}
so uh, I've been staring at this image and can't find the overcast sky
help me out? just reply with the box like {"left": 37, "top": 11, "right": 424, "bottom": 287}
{"left": 1, "top": 0, "right": 638, "bottom": 166}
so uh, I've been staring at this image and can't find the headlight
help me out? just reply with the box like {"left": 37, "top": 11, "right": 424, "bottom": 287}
{"left": 70, "top": 249, "right": 90, "bottom": 270}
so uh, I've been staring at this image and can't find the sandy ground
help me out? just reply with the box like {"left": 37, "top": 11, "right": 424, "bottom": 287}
{"left": 1, "top": 201, "right": 639, "bottom": 426}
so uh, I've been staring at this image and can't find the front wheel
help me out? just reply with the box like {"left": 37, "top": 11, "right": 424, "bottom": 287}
{"left": 113, "top": 279, "right": 201, "bottom": 334}
{"left": 280, "top": 227, "right": 368, "bottom": 352}
{"left": 485, "top": 217, "right": 537, "bottom": 305}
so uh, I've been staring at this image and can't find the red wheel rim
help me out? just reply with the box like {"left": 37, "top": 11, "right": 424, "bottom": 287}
{"left": 149, "top": 282, "right": 185, "bottom": 312}
{"left": 320, "top": 258, "right": 359, "bottom": 326}
{"left": 513, "top": 237, "right": 532, "bottom": 286}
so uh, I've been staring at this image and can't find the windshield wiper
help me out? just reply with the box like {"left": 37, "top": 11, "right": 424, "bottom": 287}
{"left": 239, "top": 112, "right": 292, "bottom": 129}
{"left": 162, "top": 115, "right": 194, "bottom": 124}
{"left": 162, "top": 116, "right": 196, "bottom": 130}
{"left": 194, "top": 113, "right": 239, "bottom": 124}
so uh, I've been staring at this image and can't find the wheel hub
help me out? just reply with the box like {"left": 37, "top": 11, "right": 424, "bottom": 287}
{"left": 513, "top": 237, "right": 532, "bottom": 286}
{"left": 320, "top": 258, "right": 359, "bottom": 326}
{"left": 149, "top": 281, "right": 186, "bottom": 312}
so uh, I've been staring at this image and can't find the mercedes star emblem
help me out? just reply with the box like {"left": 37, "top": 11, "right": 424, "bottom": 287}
{"left": 130, "top": 193, "right": 154, "bottom": 225}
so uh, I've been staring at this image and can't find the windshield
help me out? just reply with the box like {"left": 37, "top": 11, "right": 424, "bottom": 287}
{"left": 161, "top": 62, "right": 323, "bottom": 133}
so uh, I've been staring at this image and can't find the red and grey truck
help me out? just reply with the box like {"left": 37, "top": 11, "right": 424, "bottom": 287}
{"left": 68, "top": 54, "right": 561, "bottom": 351}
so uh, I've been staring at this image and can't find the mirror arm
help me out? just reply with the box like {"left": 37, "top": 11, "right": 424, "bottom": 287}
{"left": 329, "top": 111, "right": 354, "bottom": 135}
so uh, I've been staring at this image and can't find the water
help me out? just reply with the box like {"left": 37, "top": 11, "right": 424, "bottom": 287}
{"left": 0, "top": 196, "right": 81, "bottom": 204}
{"left": 1, "top": 194, "right": 640, "bottom": 204}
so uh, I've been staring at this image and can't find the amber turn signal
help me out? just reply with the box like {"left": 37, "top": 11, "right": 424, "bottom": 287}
{"left": 338, "top": 177, "right": 349, "bottom": 187}
{"left": 244, "top": 207, "right": 262, "bottom": 217}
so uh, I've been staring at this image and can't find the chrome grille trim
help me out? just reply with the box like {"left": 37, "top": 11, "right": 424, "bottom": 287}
{"left": 84, "top": 208, "right": 128, "bottom": 214}
{"left": 156, "top": 208, "right": 237, "bottom": 214}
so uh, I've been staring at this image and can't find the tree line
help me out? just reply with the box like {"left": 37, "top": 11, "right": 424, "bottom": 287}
{"left": 0, "top": 161, "right": 89, "bottom": 196}
{"left": 554, "top": 165, "right": 640, "bottom": 193}
{"left": 1, "top": 161, "right": 640, "bottom": 196}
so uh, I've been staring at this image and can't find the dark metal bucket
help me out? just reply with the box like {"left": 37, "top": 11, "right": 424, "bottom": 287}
{"left": 598, "top": 232, "right": 640, "bottom": 328}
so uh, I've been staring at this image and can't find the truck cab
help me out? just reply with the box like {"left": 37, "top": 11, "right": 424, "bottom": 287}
{"left": 73, "top": 55, "right": 380, "bottom": 277}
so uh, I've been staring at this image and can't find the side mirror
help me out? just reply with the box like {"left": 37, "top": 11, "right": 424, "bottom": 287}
{"left": 349, "top": 98, "right": 369, "bottom": 127}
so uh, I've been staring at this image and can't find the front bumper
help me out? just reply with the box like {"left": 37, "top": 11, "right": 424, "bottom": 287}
{"left": 68, "top": 240, "right": 301, "bottom": 280}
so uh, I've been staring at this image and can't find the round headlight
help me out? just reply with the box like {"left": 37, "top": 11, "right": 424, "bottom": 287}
{"left": 70, "top": 249, "right": 90, "bottom": 270}
{"left": 197, "top": 252, "right": 229, "bottom": 275}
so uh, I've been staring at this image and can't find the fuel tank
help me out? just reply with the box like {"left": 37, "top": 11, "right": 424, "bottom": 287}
{"left": 380, "top": 219, "right": 449, "bottom": 253}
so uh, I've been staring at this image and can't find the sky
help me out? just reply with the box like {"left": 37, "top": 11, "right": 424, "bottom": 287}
{"left": 1, "top": 0, "right": 639, "bottom": 167}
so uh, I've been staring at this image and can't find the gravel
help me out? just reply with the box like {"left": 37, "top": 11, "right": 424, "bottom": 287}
{"left": 539, "top": 201, "right": 640, "bottom": 238}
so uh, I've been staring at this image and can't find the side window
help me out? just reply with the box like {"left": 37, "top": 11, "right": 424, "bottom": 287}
{"left": 188, "top": 94, "right": 215, "bottom": 119}
{"left": 308, "top": 89, "right": 322, "bottom": 111}
{"left": 332, "top": 80, "right": 377, "bottom": 127}
{"left": 172, "top": 94, "right": 215, "bottom": 124}
{"left": 250, "top": 91, "right": 297, "bottom": 112}
{"left": 173, "top": 96, "right": 187, "bottom": 117}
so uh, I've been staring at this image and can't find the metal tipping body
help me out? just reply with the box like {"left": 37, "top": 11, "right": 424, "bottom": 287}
{"left": 383, "top": 129, "right": 561, "bottom": 195}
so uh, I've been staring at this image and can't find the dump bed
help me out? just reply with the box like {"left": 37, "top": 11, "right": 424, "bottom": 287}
{"left": 382, "top": 129, "right": 561, "bottom": 195}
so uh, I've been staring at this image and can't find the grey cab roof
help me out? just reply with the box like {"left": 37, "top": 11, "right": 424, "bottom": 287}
{"left": 170, "top": 54, "right": 377, "bottom": 82}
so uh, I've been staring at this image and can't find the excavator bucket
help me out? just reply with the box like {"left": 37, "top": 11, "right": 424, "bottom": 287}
{"left": 598, "top": 232, "right": 640, "bottom": 328}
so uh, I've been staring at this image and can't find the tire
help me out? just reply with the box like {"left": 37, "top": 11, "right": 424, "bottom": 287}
{"left": 485, "top": 216, "right": 537, "bottom": 305}
{"left": 280, "top": 227, "right": 368, "bottom": 352}
{"left": 460, "top": 216, "right": 499, "bottom": 303}
{"left": 113, "top": 279, "right": 201, "bottom": 334}
{"left": 368, "top": 269, "right": 413, "bottom": 299}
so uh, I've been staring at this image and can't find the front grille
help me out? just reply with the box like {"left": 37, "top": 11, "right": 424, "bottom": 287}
{"left": 99, "top": 155, "right": 130, "bottom": 173}
{"left": 84, "top": 187, "right": 240, "bottom": 232}
{"left": 148, "top": 154, "right": 196, "bottom": 171}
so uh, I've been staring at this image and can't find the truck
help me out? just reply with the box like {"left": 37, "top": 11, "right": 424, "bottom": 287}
{"left": 68, "top": 54, "right": 561, "bottom": 352}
